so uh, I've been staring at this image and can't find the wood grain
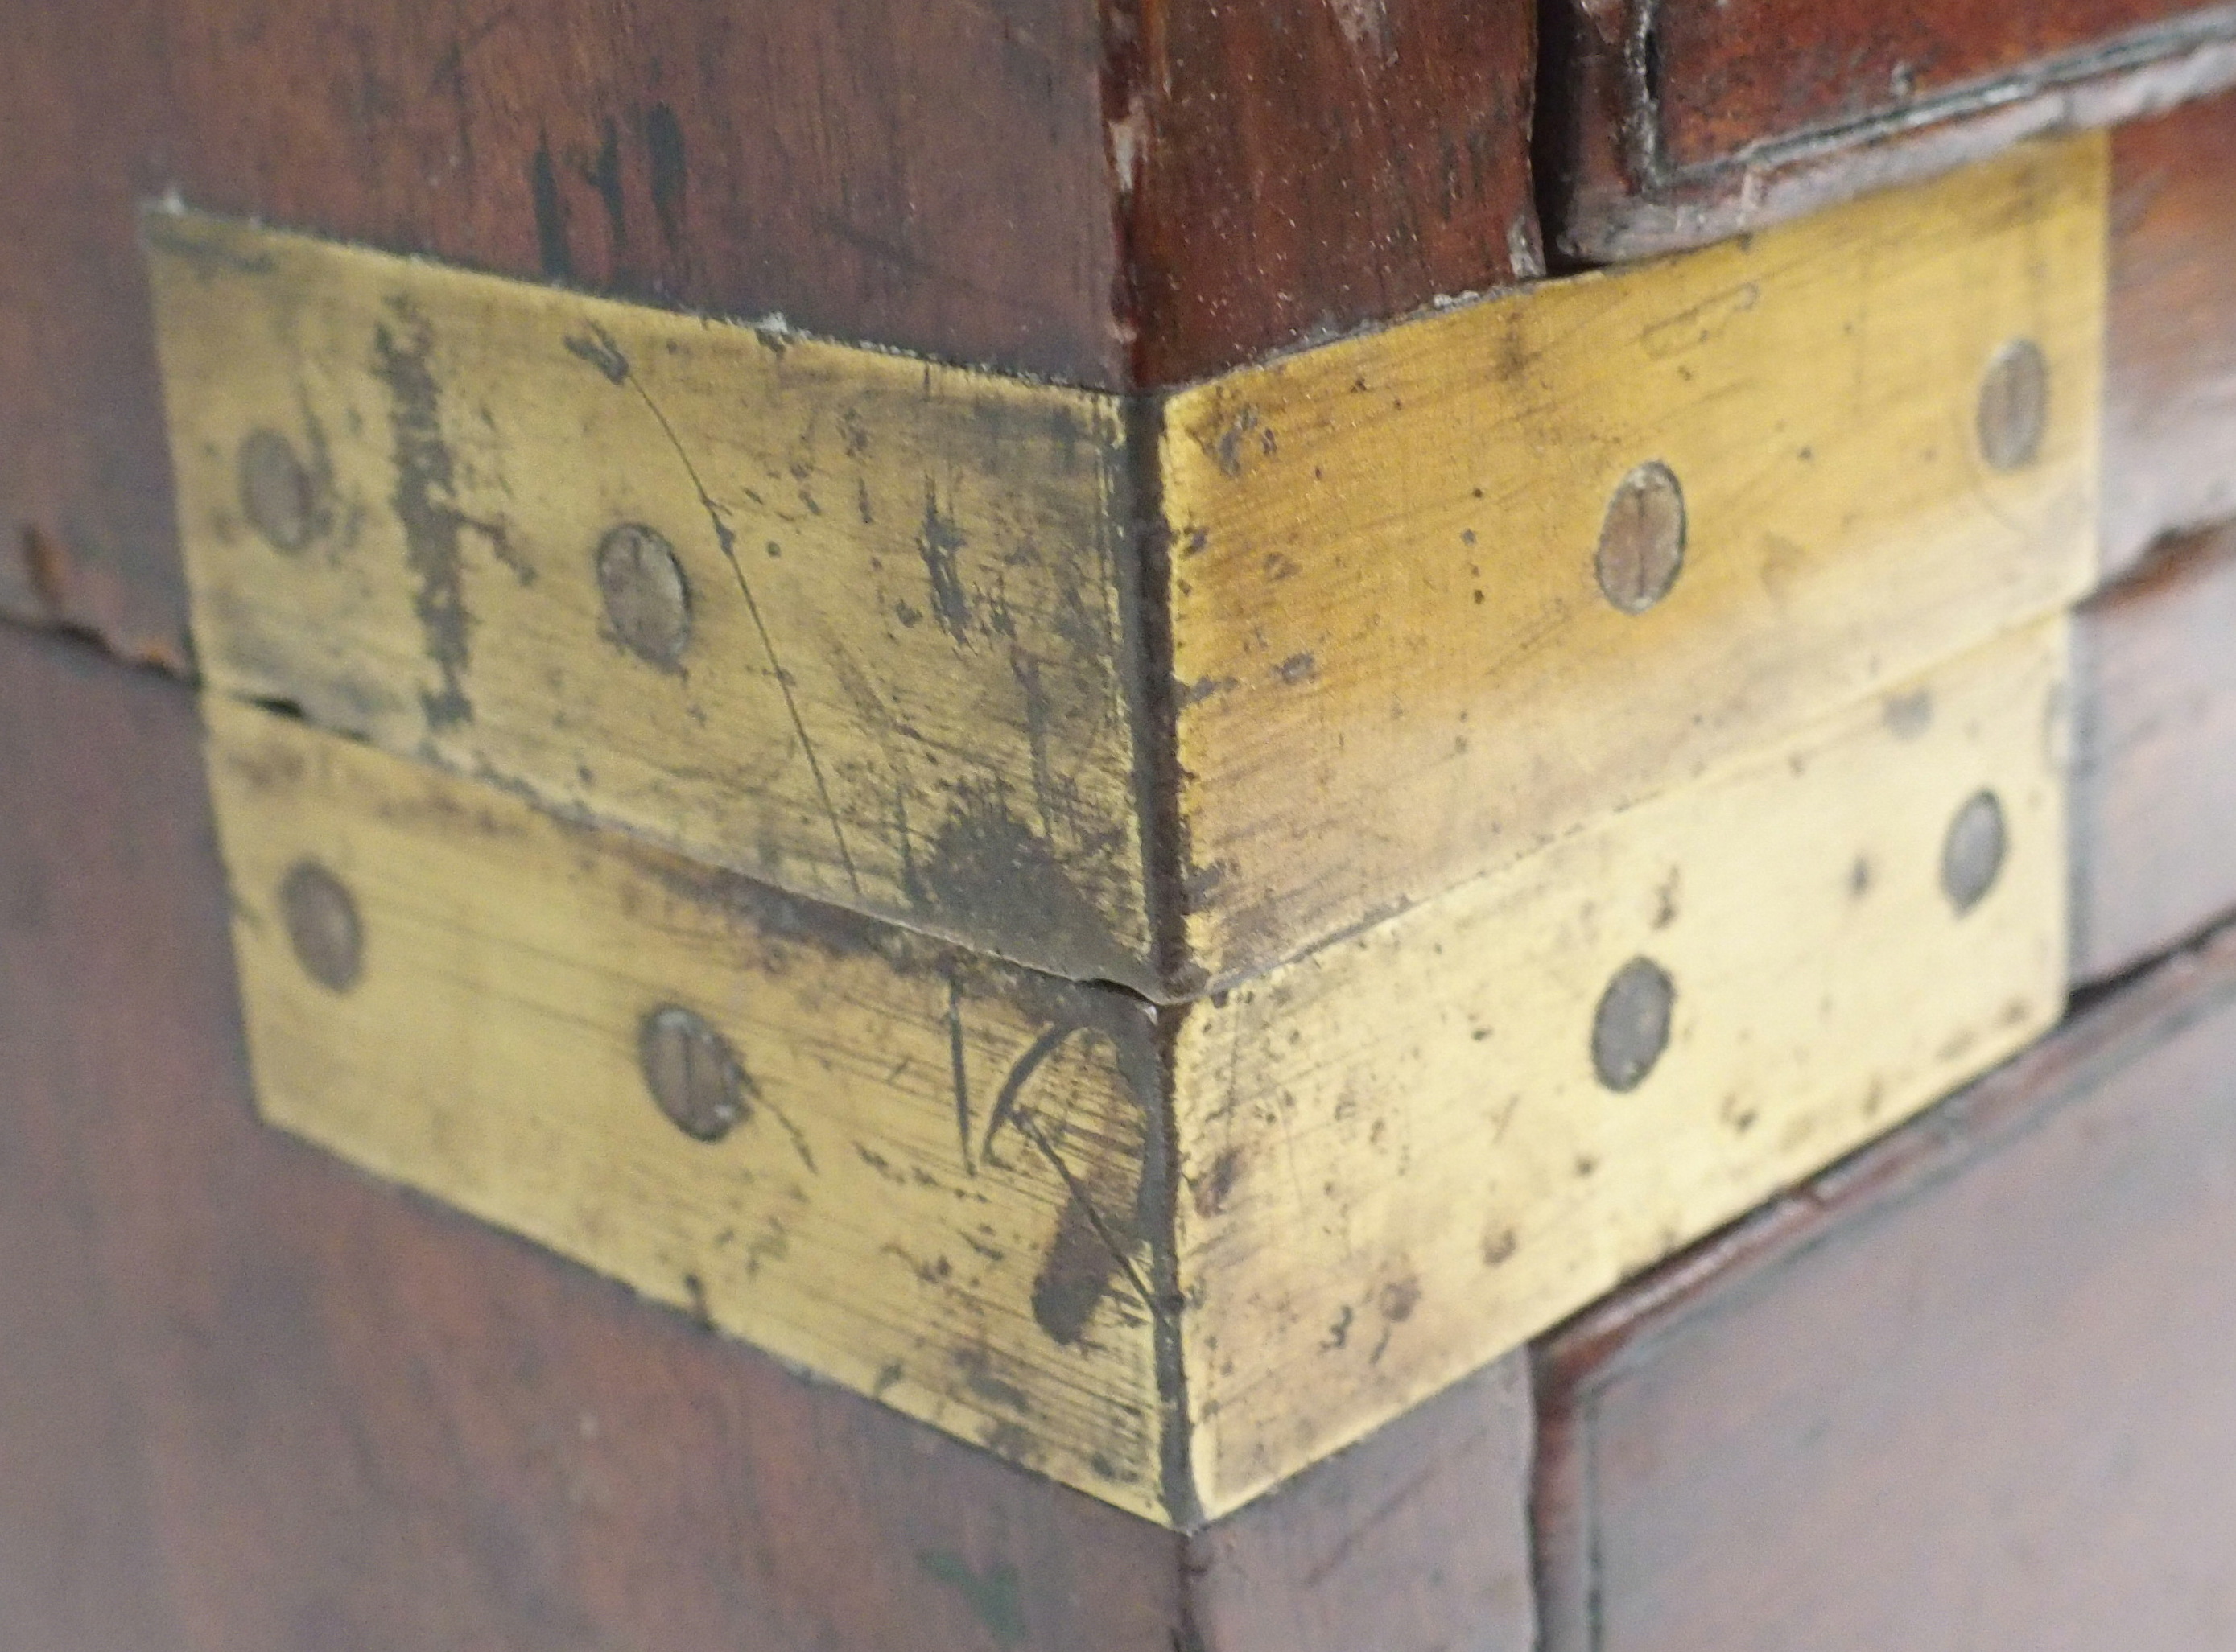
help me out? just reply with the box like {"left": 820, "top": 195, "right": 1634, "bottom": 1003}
{"left": 1536, "top": 913, "right": 2236, "bottom": 1652}
{"left": 1116, "top": 0, "right": 1541, "bottom": 385}
{"left": 1655, "top": 0, "right": 2229, "bottom": 172}
{"left": 2074, "top": 524, "right": 2236, "bottom": 983}
{"left": 1175, "top": 618, "right": 2068, "bottom": 1516}
{"left": 1164, "top": 139, "right": 2101, "bottom": 981}
{"left": 1539, "top": 0, "right": 2236, "bottom": 261}
{"left": 205, "top": 694, "right": 1171, "bottom": 1521}
{"left": 153, "top": 211, "right": 1153, "bottom": 988}
{"left": 2102, "top": 89, "right": 2236, "bottom": 576}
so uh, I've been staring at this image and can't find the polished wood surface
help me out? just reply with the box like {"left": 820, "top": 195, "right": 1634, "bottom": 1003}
{"left": 1653, "top": 0, "right": 2220, "bottom": 171}
{"left": 1536, "top": 918, "right": 2236, "bottom": 1652}
{"left": 1539, "top": 0, "right": 2236, "bottom": 260}
{"left": 1121, "top": 0, "right": 1539, "bottom": 385}
{"left": 11, "top": 0, "right": 2236, "bottom": 1638}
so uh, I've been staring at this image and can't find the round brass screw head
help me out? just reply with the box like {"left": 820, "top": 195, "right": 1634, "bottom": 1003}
{"left": 1977, "top": 340, "right": 2049, "bottom": 472}
{"left": 239, "top": 427, "right": 318, "bottom": 554}
{"left": 1941, "top": 789, "right": 2007, "bottom": 915}
{"left": 596, "top": 524, "right": 692, "bottom": 669}
{"left": 639, "top": 1004, "right": 749, "bottom": 1143}
{"left": 1592, "top": 956, "right": 1675, "bottom": 1092}
{"left": 1595, "top": 461, "right": 1686, "bottom": 615}
{"left": 279, "top": 859, "right": 363, "bottom": 993}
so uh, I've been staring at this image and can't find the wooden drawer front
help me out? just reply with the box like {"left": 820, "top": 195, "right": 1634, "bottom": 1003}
{"left": 1543, "top": 0, "right": 2236, "bottom": 258}
{"left": 1649, "top": 0, "right": 2220, "bottom": 174}
{"left": 1537, "top": 921, "right": 2236, "bottom": 1652}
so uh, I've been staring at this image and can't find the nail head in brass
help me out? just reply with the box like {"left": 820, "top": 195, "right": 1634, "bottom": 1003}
{"left": 279, "top": 859, "right": 363, "bottom": 993}
{"left": 1595, "top": 462, "right": 1686, "bottom": 616}
{"left": 1941, "top": 789, "right": 2007, "bottom": 914}
{"left": 639, "top": 1004, "right": 748, "bottom": 1143}
{"left": 239, "top": 427, "right": 318, "bottom": 554}
{"left": 596, "top": 524, "right": 692, "bottom": 669}
{"left": 1977, "top": 340, "right": 2048, "bottom": 472}
{"left": 1592, "top": 956, "right": 1675, "bottom": 1092}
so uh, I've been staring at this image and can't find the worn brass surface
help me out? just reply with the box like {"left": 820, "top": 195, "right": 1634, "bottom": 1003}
{"left": 154, "top": 134, "right": 2105, "bottom": 995}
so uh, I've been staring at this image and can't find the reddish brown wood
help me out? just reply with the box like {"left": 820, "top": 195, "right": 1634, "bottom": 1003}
{"left": 0, "top": 0, "right": 1540, "bottom": 668}
{"left": 1657, "top": 0, "right": 2220, "bottom": 170}
{"left": 1116, "top": 0, "right": 1539, "bottom": 385}
{"left": 2074, "top": 523, "right": 2236, "bottom": 983}
{"left": 2104, "top": 89, "right": 2236, "bottom": 575}
{"left": 1538, "top": 0, "right": 2236, "bottom": 262}
{"left": 1189, "top": 1353, "right": 1536, "bottom": 1652}
{"left": 1536, "top": 919, "right": 2236, "bottom": 1651}
{"left": 0, "top": 615, "right": 1537, "bottom": 1647}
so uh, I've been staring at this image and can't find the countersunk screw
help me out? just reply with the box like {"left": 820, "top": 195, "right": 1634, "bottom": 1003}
{"left": 1592, "top": 956, "right": 1675, "bottom": 1092}
{"left": 1941, "top": 789, "right": 2007, "bottom": 915}
{"left": 1595, "top": 461, "right": 1686, "bottom": 615}
{"left": 279, "top": 859, "right": 363, "bottom": 993}
{"left": 1977, "top": 340, "right": 2048, "bottom": 472}
{"left": 239, "top": 428, "right": 320, "bottom": 554}
{"left": 596, "top": 524, "right": 692, "bottom": 669}
{"left": 639, "top": 1004, "right": 749, "bottom": 1143}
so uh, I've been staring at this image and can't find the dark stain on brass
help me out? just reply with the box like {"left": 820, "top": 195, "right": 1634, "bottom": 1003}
{"left": 1941, "top": 789, "right": 2007, "bottom": 914}
{"left": 279, "top": 859, "right": 363, "bottom": 993}
{"left": 639, "top": 1004, "right": 749, "bottom": 1143}
{"left": 1034, "top": 1189, "right": 1120, "bottom": 1345}
{"left": 918, "top": 486, "right": 972, "bottom": 644}
{"left": 1595, "top": 461, "right": 1685, "bottom": 615}
{"left": 1882, "top": 687, "right": 1933, "bottom": 740}
{"left": 596, "top": 524, "right": 693, "bottom": 668}
{"left": 1977, "top": 340, "right": 2048, "bottom": 472}
{"left": 373, "top": 298, "right": 476, "bottom": 729}
{"left": 239, "top": 427, "right": 318, "bottom": 554}
{"left": 1592, "top": 955, "right": 1675, "bottom": 1091}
